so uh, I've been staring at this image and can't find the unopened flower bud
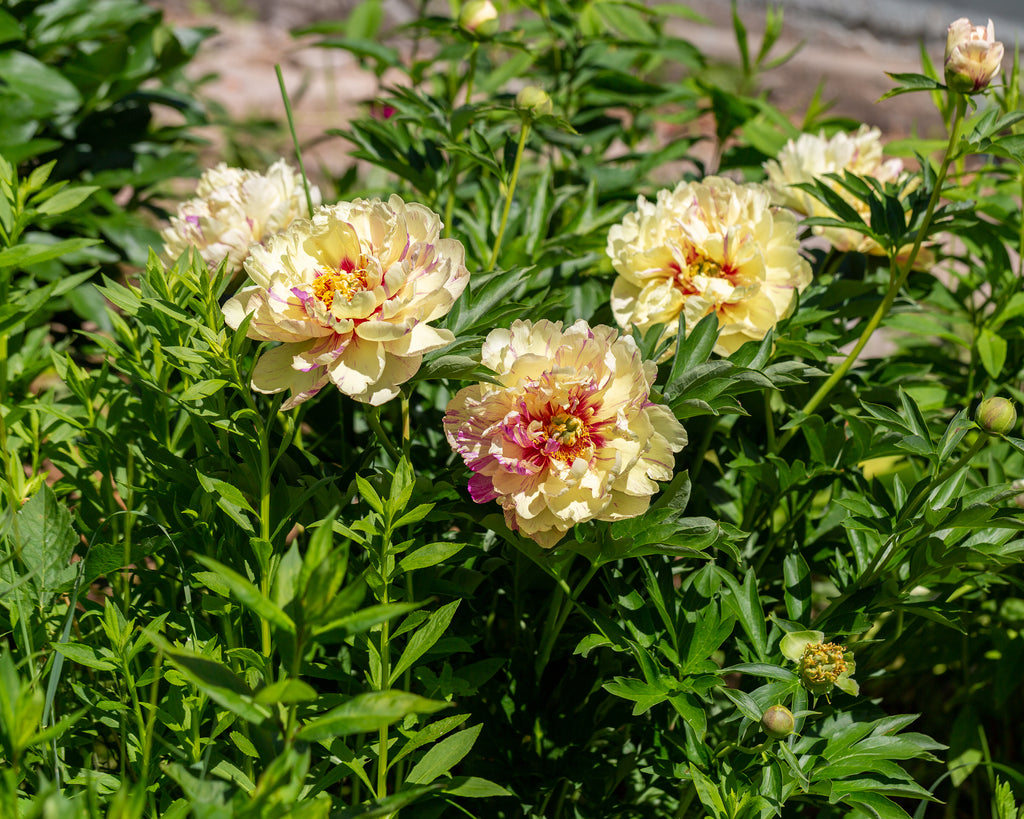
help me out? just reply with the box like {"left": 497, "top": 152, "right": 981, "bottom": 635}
{"left": 459, "top": 0, "right": 498, "bottom": 36}
{"left": 945, "top": 18, "right": 1003, "bottom": 94}
{"left": 516, "top": 86, "right": 552, "bottom": 118}
{"left": 977, "top": 397, "right": 1017, "bottom": 436}
{"left": 761, "top": 705, "right": 795, "bottom": 739}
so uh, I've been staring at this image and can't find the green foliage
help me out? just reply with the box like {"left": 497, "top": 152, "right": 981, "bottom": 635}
{"left": 4, "top": 1, "right": 1024, "bottom": 817}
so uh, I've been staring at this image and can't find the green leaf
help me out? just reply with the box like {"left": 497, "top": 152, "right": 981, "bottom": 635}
{"left": 405, "top": 723, "right": 482, "bottom": 784}
{"left": 52, "top": 643, "right": 117, "bottom": 672}
{"left": 0, "top": 51, "right": 81, "bottom": 111}
{"left": 296, "top": 690, "right": 447, "bottom": 741}
{"left": 399, "top": 542, "right": 466, "bottom": 572}
{"left": 35, "top": 184, "right": 98, "bottom": 215}
{"left": 146, "top": 631, "right": 270, "bottom": 725}
{"left": 841, "top": 792, "right": 913, "bottom": 819}
{"left": 978, "top": 328, "right": 1007, "bottom": 378}
{"left": 254, "top": 678, "right": 318, "bottom": 706}
{"left": 442, "top": 776, "right": 512, "bottom": 798}
{"left": 390, "top": 600, "right": 460, "bottom": 684}
{"left": 193, "top": 555, "right": 295, "bottom": 634}
{"left": 13, "top": 485, "right": 78, "bottom": 597}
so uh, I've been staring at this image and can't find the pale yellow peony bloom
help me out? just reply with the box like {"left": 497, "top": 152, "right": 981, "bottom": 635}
{"left": 162, "top": 160, "right": 320, "bottom": 275}
{"left": 764, "top": 127, "right": 930, "bottom": 266}
{"left": 945, "top": 18, "right": 1003, "bottom": 93}
{"left": 444, "top": 319, "right": 688, "bottom": 548}
{"left": 223, "top": 196, "right": 469, "bottom": 407}
{"left": 459, "top": 0, "right": 499, "bottom": 36}
{"left": 607, "top": 176, "right": 810, "bottom": 357}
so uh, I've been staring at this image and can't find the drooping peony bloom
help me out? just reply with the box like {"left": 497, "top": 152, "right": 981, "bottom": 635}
{"left": 444, "top": 319, "right": 688, "bottom": 547}
{"left": 162, "top": 160, "right": 320, "bottom": 275}
{"left": 945, "top": 18, "right": 1003, "bottom": 94}
{"left": 223, "top": 196, "right": 469, "bottom": 407}
{"left": 764, "top": 127, "right": 930, "bottom": 266}
{"left": 607, "top": 176, "right": 811, "bottom": 357}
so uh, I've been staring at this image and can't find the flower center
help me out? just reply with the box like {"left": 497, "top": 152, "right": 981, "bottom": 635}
{"left": 799, "top": 642, "right": 848, "bottom": 686}
{"left": 543, "top": 411, "right": 592, "bottom": 462}
{"left": 312, "top": 256, "right": 368, "bottom": 309}
{"left": 672, "top": 249, "right": 737, "bottom": 295}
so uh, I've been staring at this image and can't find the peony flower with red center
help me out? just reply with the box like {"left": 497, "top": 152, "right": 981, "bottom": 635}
{"left": 607, "top": 176, "right": 811, "bottom": 357}
{"left": 444, "top": 319, "right": 687, "bottom": 547}
{"left": 223, "top": 195, "right": 469, "bottom": 407}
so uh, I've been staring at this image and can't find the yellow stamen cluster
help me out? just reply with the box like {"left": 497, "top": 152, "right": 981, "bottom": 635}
{"left": 545, "top": 412, "right": 592, "bottom": 462}
{"left": 799, "top": 642, "right": 848, "bottom": 694}
{"left": 312, "top": 261, "right": 368, "bottom": 309}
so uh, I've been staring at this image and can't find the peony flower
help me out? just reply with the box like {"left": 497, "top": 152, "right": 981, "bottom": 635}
{"left": 764, "top": 127, "right": 930, "bottom": 266}
{"left": 444, "top": 319, "right": 687, "bottom": 547}
{"left": 780, "top": 630, "right": 858, "bottom": 699}
{"left": 607, "top": 176, "right": 810, "bottom": 357}
{"left": 945, "top": 18, "right": 1003, "bottom": 94}
{"left": 162, "top": 160, "right": 320, "bottom": 276}
{"left": 223, "top": 195, "right": 469, "bottom": 407}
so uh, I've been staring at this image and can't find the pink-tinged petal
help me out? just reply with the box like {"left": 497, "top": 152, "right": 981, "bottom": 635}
{"left": 468, "top": 472, "right": 499, "bottom": 503}
{"left": 326, "top": 338, "right": 386, "bottom": 398}
{"left": 251, "top": 340, "right": 323, "bottom": 400}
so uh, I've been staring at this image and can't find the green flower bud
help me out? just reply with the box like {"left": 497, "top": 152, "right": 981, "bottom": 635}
{"left": 458, "top": 0, "right": 499, "bottom": 37}
{"left": 977, "top": 397, "right": 1017, "bottom": 436}
{"left": 761, "top": 705, "right": 795, "bottom": 739}
{"left": 516, "top": 86, "right": 552, "bottom": 118}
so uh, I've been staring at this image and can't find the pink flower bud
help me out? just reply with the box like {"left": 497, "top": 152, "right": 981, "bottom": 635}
{"left": 945, "top": 18, "right": 1003, "bottom": 93}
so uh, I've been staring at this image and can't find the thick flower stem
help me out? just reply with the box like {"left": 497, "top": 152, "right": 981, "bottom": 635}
{"left": 535, "top": 560, "right": 599, "bottom": 680}
{"left": 776, "top": 95, "right": 967, "bottom": 452}
{"left": 375, "top": 527, "right": 394, "bottom": 809}
{"left": 367, "top": 406, "right": 403, "bottom": 464}
{"left": 488, "top": 122, "right": 530, "bottom": 270}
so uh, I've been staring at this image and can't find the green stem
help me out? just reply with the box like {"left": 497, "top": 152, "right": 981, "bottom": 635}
{"left": 535, "top": 560, "right": 600, "bottom": 679}
{"left": 367, "top": 406, "right": 402, "bottom": 463}
{"left": 815, "top": 429, "right": 986, "bottom": 625}
{"left": 687, "top": 417, "right": 717, "bottom": 485}
{"left": 256, "top": 397, "right": 283, "bottom": 662}
{"left": 777, "top": 95, "right": 968, "bottom": 452}
{"left": 376, "top": 530, "right": 393, "bottom": 806}
{"left": 275, "top": 64, "right": 315, "bottom": 218}
{"left": 463, "top": 42, "right": 479, "bottom": 108}
{"left": 488, "top": 122, "right": 530, "bottom": 270}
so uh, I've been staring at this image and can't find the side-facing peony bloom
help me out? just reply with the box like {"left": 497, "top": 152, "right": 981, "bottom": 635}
{"left": 223, "top": 196, "right": 469, "bottom": 407}
{"left": 764, "top": 127, "right": 930, "bottom": 266}
{"left": 607, "top": 176, "right": 810, "bottom": 357}
{"left": 444, "top": 319, "right": 688, "bottom": 547}
{"left": 945, "top": 18, "right": 1003, "bottom": 93}
{"left": 162, "top": 159, "right": 320, "bottom": 275}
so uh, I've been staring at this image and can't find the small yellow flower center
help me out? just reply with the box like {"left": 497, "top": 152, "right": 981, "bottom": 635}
{"left": 799, "top": 642, "right": 848, "bottom": 686}
{"left": 312, "top": 257, "right": 368, "bottom": 309}
{"left": 544, "top": 412, "right": 592, "bottom": 462}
